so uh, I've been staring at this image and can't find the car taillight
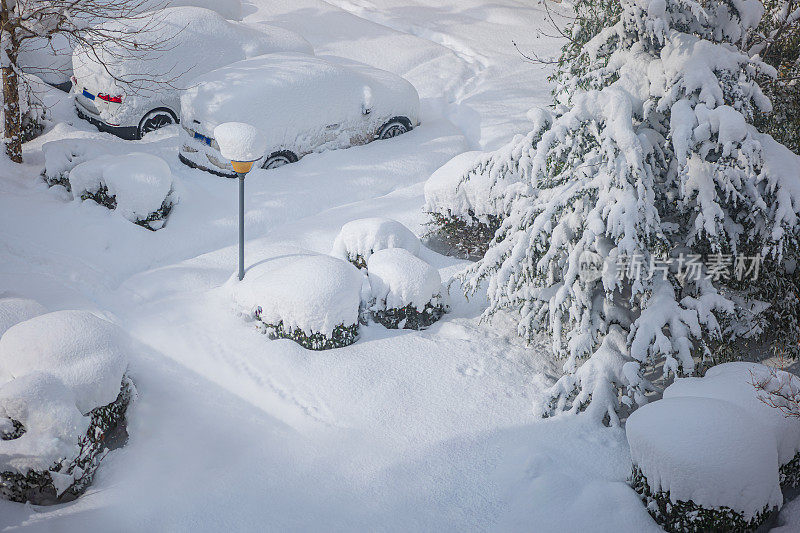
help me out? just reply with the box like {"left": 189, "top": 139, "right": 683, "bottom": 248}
{"left": 97, "top": 93, "right": 122, "bottom": 103}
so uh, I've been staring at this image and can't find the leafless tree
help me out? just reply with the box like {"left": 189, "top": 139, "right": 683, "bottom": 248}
{"left": 0, "top": 0, "right": 177, "bottom": 163}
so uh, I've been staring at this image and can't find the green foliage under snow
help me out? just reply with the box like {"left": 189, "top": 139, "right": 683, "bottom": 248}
{"left": 0, "top": 377, "right": 134, "bottom": 505}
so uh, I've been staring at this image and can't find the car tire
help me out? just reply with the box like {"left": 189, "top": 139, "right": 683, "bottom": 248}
{"left": 377, "top": 117, "right": 412, "bottom": 140}
{"left": 262, "top": 150, "right": 298, "bottom": 170}
{"left": 138, "top": 109, "right": 177, "bottom": 139}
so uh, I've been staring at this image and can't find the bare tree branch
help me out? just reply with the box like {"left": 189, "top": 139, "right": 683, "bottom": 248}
{"left": 750, "top": 357, "right": 800, "bottom": 418}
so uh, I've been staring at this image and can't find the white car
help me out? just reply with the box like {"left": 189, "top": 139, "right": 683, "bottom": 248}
{"left": 71, "top": 7, "right": 312, "bottom": 140}
{"left": 19, "top": 0, "right": 245, "bottom": 92}
{"left": 179, "top": 53, "right": 420, "bottom": 176}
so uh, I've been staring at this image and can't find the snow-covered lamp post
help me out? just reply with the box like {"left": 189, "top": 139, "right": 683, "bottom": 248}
{"left": 213, "top": 122, "right": 268, "bottom": 281}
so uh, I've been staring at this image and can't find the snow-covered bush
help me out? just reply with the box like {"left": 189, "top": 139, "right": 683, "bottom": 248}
{"left": 627, "top": 396, "right": 782, "bottom": 532}
{"left": 68, "top": 153, "right": 176, "bottom": 231}
{"left": 665, "top": 362, "right": 800, "bottom": 487}
{"left": 331, "top": 218, "right": 421, "bottom": 269}
{"left": 0, "top": 296, "right": 46, "bottom": 337}
{"left": 0, "top": 311, "right": 133, "bottom": 504}
{"left": 459, "top": 0, "right": 800, "bottom": 423}
{"left": 424, "top": 117, "right": 551, "bottom": 259}
{"left": 42, "top": 138, "right": 136, "bottom": 189}
{"left": 233, "top": 254, "right": 363, "bottom": 350}
{"left": 366, "top": 248, "right": 445, "bottom": 330}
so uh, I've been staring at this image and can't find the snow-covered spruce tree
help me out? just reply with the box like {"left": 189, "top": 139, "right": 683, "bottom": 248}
{"left": 461, "top": 0, "right": 800, "bottom": 424}
{"left": 425, "top": 1, "right": 621, "bottom": 258}
{"left": 752, "top": 0, "right": 800, "bottom": 154}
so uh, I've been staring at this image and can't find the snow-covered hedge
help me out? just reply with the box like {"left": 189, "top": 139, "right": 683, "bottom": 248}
{"left": 331, "top": 218, "right": 420, "bottom": 269}
{"left": 366, "top": 248, "right": 445, "bottom": 329}
{"left": 42, "top": 138, "right": 137, "bottom": 189}
{"left": 68, "top": 153, "right": 176, "bottom": 231}
{"left": 0, "top": 311, "right": 134, "bottom": 504}
{"left": 423, "top": 115, "right": 550, "bottom": 258}
{"left": 627, "top": 396, "right": 782, "bottom": 532}
{"left": 233, "top": 254, "right": 363, "bottom": 350}
{"left": 665, "top": 362, "right": 800, "bottom": 487}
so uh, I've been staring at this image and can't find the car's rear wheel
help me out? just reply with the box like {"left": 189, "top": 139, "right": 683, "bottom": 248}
{"left": 262, "top": 150, "right": 298, "bottom": 170}
{"left": 378, "top": 118, "right": 412, "bottom": 140}
{"left": 138, "top": 109, "right": 177, "bottom": 139}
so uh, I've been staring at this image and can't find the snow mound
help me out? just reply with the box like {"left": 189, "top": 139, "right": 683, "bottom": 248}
{"left": 0, "top": 372, "right": 88, "bottom": 474}
{"left": 331, "top": 218, "right": 420, "bottom": 267}
{"left": 626, "top": 396, "right": 782, "bottom": 519}
{"left": 367, "top": 248, "right": 442, "bottom": 311}
{"left": 69, "top": 153, "right": 174, "bottom": 225}
{"left": 232, "top": 254, "right": 362, "bottom": 336}
{"left": 665, "top": 362, "right": 800, "bottom": 466}
{"left": 0, "top": 296, "right": 46, "bottom": 338}
{"left": 423, "top": 151, "right": 487, "bottom": 217}
{"left": 423, "top": 113, "right": 550, "bottom": 223}
{"left": 0, "top": 311, "right": 130, "bottom": 414}
{"left": 42, "top": 138, "right": 138, "bottom": 188}
{"left": 214, "top": 123, "right": 268, "bottom": 162}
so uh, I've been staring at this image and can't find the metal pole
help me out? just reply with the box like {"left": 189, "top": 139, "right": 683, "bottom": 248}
{"left": 238, "top": 172, "right": 245, "bottom": 281}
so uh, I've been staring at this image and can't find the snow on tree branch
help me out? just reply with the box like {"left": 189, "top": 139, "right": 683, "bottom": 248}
{"left": 456, "top": 0, "right": 800, "bottom": 424}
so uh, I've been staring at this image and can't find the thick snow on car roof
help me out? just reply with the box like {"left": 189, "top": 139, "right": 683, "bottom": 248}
{"left": 19, "top": 1, "right": 244, "bottom": 86}
{"left": 72, "top": 7, "right": 312, "bottom": 97}
{"left": 181, "top": 53, "right": 419, "bottom": 139}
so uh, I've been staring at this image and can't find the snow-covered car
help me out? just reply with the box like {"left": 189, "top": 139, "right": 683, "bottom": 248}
{"left": 71, "top": 7, "right": 313, "bottom": 140}
{"left": 18, "top": 0, "right": 245, "bottom": 92}
{"left": 18, "top": 34, "right": 74, "bottom": 91}
{"left": 178, "top": 53, "right": 420, "bottom": 176}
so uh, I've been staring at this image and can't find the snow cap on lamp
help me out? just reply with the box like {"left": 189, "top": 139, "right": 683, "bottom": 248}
{"left": 213, "top": 122, "right": 268, "bottom": 173}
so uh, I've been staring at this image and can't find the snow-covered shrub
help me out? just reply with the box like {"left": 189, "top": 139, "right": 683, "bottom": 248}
{"left": 665, "top": 362, "right": 800, "bottom": 487}
{"left": 0, "top": 311, "right": 133, "bottom": 504}
{"left": 423, "top": 116, "right": 550, "bottom": 259}
{"left": 331, "top": 218, "right": 421, "bottom": 269}
{"left": 42, "top": 138, "right": 136, "bottom": 189}
{"left": 0, "top": 296, "right": 46, "bottom": 337}
{"left": 366, "top": 248, "right": 446, "bottom": 330}
{"left": 627, "top": 396, "right": 782, "bottom": 532}
{"left": 459, "top": 0, "right": 800, "bottom": 423}
{"left": 233, "top": 254, "right": 363, "bottom": 350}
{"left": 68, "top": 153, "right": 176, "bottom": 231}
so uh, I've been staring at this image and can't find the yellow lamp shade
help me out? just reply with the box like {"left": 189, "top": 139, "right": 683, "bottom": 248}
{"left": 231, "top": 160, "right": 256, "bottom": 174}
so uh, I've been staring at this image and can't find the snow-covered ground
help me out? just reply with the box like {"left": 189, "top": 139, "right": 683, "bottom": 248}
{"left": 0, "top": 1, "right": 667, "bottom": 530}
